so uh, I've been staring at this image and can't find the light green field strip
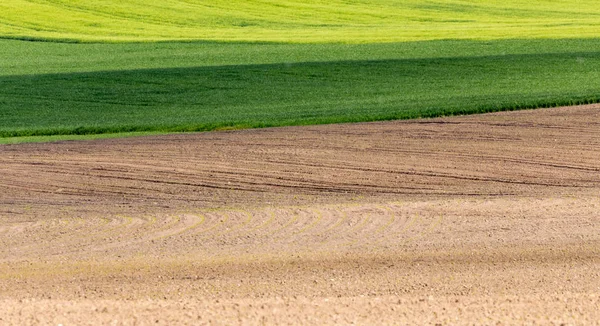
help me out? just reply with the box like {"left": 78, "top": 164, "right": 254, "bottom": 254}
{"left": 1, "top": 0, "right": 600, "bottom": 43}
{"left": 3, "top": 38, "right": 599, "bottom": 77}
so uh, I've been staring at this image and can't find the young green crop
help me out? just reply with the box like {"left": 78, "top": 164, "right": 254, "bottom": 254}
{"left": 1, "top": 40, "right": 599, "bottom": 141}
{"left": 2, "top": 38, "right": 600, "bottom": 77}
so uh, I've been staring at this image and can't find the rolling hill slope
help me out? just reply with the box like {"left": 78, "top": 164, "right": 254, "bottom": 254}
{"left": 1, "top": 1, "right": 600, "bottom": 142}
{"left": 1, "top": 0, "right": 600, "bottom": 43}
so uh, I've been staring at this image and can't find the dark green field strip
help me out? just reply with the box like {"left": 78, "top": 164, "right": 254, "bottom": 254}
{"left": 1, "top": 51, "right": 599, "bottom": 138}
{"left": 2, "top": 38, "right": 600, "bottom": 77}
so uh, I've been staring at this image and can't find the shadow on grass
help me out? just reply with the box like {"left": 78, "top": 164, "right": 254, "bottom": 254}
{"left": 1, "top": 51, "right": 599, "bottom": 138}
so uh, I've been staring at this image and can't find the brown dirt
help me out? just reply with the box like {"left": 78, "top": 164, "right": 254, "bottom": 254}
{"left": 1, "top": 105, "right": 599, "bottom": 325}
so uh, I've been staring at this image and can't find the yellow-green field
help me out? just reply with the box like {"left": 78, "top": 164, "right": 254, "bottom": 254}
{"left": 2, "top": 0, "right": 600, "bottom": 43}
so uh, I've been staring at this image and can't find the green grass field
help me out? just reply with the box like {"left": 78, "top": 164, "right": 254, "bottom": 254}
{"left": 1, "top": 1, "right": 600, "bottom": 143}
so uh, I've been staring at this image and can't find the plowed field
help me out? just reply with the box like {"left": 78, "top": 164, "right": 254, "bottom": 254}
{"left": 1, "top": 105, "right": 599, "bottom": 324}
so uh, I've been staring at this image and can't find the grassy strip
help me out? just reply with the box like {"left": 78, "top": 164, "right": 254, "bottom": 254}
{"left": 0, "top": 131, "right": 174, "bottom": 145}
{"left": 2, "top": 0, "right": 600, "bottom": 43}
{"left": 2, "top": 49, "right": 599, "bottom": 140}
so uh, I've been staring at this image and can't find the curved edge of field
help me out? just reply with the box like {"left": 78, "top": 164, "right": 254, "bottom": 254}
{"left": 3, "top": 37, "right": 600, "bottom": 143}
{"left": 3, "top": 42, "right": 600, "bottom": 142}
{"left": 0, "top": 131, "right": 180, "bottom": 145}
{"left": 3, "top": 97, "right": 600, "bottom": 143}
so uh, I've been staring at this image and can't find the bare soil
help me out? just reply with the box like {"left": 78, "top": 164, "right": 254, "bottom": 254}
{"left": 1, "top": 105, "right": 599, "bottom": 325}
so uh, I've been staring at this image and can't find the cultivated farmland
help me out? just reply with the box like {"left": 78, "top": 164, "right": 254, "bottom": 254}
{"left": 1, "top": 105, "right": 600, "bottom": 324}
{"left": 1, "top": 0, "right": 600, "bottom": 324}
